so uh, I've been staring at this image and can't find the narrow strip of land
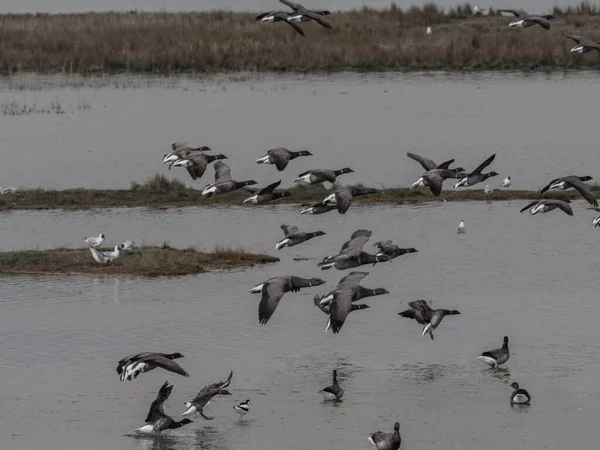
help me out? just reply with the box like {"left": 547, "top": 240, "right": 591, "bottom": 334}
{"left": 0, "top": 245, "right": 279, "bottom": 277}
{"left": 0, "top": 175, "right": 595, "bottom": 211}
{"left": 0, "top": 4, "right": 599, "bottom": 74}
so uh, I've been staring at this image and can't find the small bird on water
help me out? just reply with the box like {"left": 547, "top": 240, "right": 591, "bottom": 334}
{"left": 457, "top": 220, "right": 466, "bottom": 234}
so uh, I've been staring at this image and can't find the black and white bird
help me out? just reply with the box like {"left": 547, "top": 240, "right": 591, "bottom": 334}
{"left": 406, "top": 152, "right": 464, "bottom": 190}
{"left": 243, "top": 180, "right": 292, "bottom": 204}
{"left": 457, "top": 220, "right": 466, "bottom": 234}
{"left": 135, "top": 382, "right": 193, "bottom": 435}
{"left": 249, "top": 276, "right": 325, "bottom": 324}
{"left": 255, "top": 148, "right": 313, "bottom": 171}
{"left": 275, "top": 224, "right": 326, "bottom": 250}
{"left": 564, "top": 34, "right": 600, "bottom": 53}
{"left": 368, "top": 422, "right": 401, "bottom": 450}
{"left": 299, "top": 201, "right": 337, "bottom": 215}
{"left": 318, "top": 230, "right": 390, "bottom": 270}
{"left": 89, "top": 245, "right": 121, "bottom": 265}
{"left": 421, "top": 167, "right": 465, "bottom": 196}
{"left": 454, "top": 153, "right": 498, "bottom": 188}
{"left": 398, "top": 300, "right": 461, "bottom": 340}
{"left": 295, "top": 168, "right": 353, "bottom": 185}
{"left": 509, "top": 382, "right": 531, "bottom": 405}
{"left": 478, "top": 336, "right": 510, "bottom": 368}
{"left": 520, "top": 199, "right": 574, "bottom": 216}
{"left": 84, "top": 233, "right": 105, "bottom": 248}
{"left": 163, "top": 142, "right": 211, "bottom": 168}
{"left": 540, "top": 175, "right": 597, "bottom": 207}
{"left": 319, "top": 369, "right": 343, "bottom": 402}
{"left": 279, "top": 0, "right": 333, "bottom": 28}
{"left": 202, "top": 161, "right": 257, "bottom": 197}
{"left": 172, "top": 153, "right": 228, "bottom": 181}
{"left": 322, "top": 186, "right": 378, "bottom": 214}
{"left": 182, "top": 370, "right": 233, "bottom": 419}
{"left": 499, "top": 9, "right": 554, "bottom": 29}
{"left": 501, "top": 176, "right": 512, "bottom": 188}
{"left": 593, "top": 216, "right": 600, "bottom": 227}
{"left": 233, "top": 399, "right": 251, "bottom": 420}
{"left": 372, "top": 241, "right": 418, "bottom": 260}
{"left": 119, "top": 352, "right": 189, "bottom": 382}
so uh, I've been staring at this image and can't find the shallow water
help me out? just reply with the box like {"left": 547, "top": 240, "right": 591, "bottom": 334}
{"left": 2, "top": 201, "right": 600, "bottom": 449}
{"left": 0, "top": 0, "right": 571, "bottom": 15}
{"left": 1, "top": 72, "right": 600, "bottom": 193}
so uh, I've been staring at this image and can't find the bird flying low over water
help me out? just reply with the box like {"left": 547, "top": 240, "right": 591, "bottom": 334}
{"left": 540, "top": 175, "right": 597, "bottom": 207}
{"left": 202, "top": 161, "right": 257, "bottom": 197}
{"left": 119, "top": 352, "right": 189, "bottom": 382}
{"left": 295, "top": 168, "right": 354, "bottom": 185}
{"left": 275, "top": 224, "right": 326, "bottom": 250}
{"left": 182, "top": 370, "right": 233, "bottom": 419}
{"left": 322, "top": 186, "right": 378, "bottom": 214}
{"left": 163, "top": 142, "right": 212, "bottom": 169}
{"left": 318, "top": 230, "right": 390, "bottom": 270}
{"left": 398, "top": 300, "right": 461, "bottom": 340}
{"left": 256, "top": 148, "right": 313, "bottom": 171}
{"left": 243, "top": 180, "right": 292, "bottom": 204}
{"left": 520, "top": 199, "right": 574, "bottom": 216}
{"left": 372, "top": 240, "right": 418, "bottom": 260}
{"left": 135, "top": 381, "right": 193, "bottom": 435}
{"left": 454, "top": 153, "right": 498, "bottom": 188}
{"left": 406, "top": 153, "right": 464, "bottom": 190}
{"left": 172, "top": 153, "right": 228, "bottom": 181}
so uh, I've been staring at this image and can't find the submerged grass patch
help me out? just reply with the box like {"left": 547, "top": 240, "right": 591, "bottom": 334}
{"left": 1, "top": 3, "right": 600, "bottom": 74}
{"left": 0, "top": 245, "right": 279, "bottom": 277}
{"left": 1, "top": 174, "right": 598, "bottom": 211}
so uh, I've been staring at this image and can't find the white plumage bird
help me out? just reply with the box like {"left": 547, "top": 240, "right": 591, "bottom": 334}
{"left": 457, "top": 220, "right": 466, "bottom": 234}
{"left": 84, "top": 233, "right": 106, "bottom": 248}
{"left": 501, "top": 176, "right": 512, "bottom": 188}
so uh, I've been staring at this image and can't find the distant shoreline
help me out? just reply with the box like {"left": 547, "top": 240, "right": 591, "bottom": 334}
{"left": 0, "top": 245, "right": 279, "bottom": 277}
{"left": 0, "top": 174, "right": 596, "bottom": 211}
{"left": 1, "top": 4, "right": 599, "bottom": 75}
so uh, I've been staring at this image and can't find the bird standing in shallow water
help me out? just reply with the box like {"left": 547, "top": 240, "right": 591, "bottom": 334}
{"left": 478, "top": 336, "right": 510, "bottom": 368}
{"left": 368, "top": 422, "right": 401, "bottom": 450}
{"left": 457, "top": 220, "right": 466, "bottom": 234}
{"left": 233, "top": 399, "right": 251, "bottom": 420}
{"left": 319, "top": 369, "right": 343, "bottom": 402}
{"left": 135, "top": 381, "right": 193, "bottom": 435}
{"left": 509, "top": 382, "right": 531, "bottom": 405}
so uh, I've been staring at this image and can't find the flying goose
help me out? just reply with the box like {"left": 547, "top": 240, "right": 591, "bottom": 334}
{"left": 564, "top": 34, "right": 600, "bottom": 53}
{"left": 398, "top": 300, "right": 461, "bottom": 340}
{"left": 540, "top": 175, "right": 597, "bottom": 207}
{"left": 406, "top": 153, "right": 464, "bottom": 190}
{"left": 182, "top": 370, "right": 233, "bottom": 419}
{"left": 256, "top": 148, "right": 313, "bottom": 171}
{"left": 0, "top": 186, "right": 16, "bottom": 195}
{"left": 318, "top": 229, "right": 390, "bottom": 270}
{"left": 372, "top": 241, "right": 418, "bottom": 260}
{"left": 299, "top": 201, "right": 337, "bottom": 215}
{"left": 135, "top": 382, "right": 193, "bottom": 435}
{"left": 499, "top": 9, "right": 554, "bottom": 29}
{"left": 90, "top": 245, "right": 121, "bottom": 265}
{"left": 509, "top": 382, "right": 531, "bottom": 405}
{"left": 275, "top": 224, "right": 326, "bottom": 250}
{"left": 314, "top": 287, "right": 371, "bottom": 333}
{"left": 121, "top": 353, "right": 189, "bottom": 382}
{"left": 243, "top": 180, "right": 292, "bottom": 204}
{"left": 172, "top": 153, "right": 228, "bottom": 181}
{"left": 202, "top": 161, "right": 257, "bottom": 197}
{"left": 163, "top": 143, "right": 212, "bottom": 168}
{"left": 294, "top": 168, "right": 354, "bottom": 185}
{"left": 314, "top": 271, "right": 389, "bottom": 308}
{"left": 319, "top": 370, "right": 343, "bottom": 402}
{"left": 520, "top": 199, "right": 574, "bottom": 216}
{"left": 233, "top": 399, "right": 251, "bottom": 420}
{"left": 84, "top": 233, "right": 105, "bottom": 248}
{"left": 255, "top": 11, "right": 306, "bottom": 36}
{"left": 322, "top": 186, "right": 378, "bottom": 214}
{"left": 254, "top": 276, "right": 325, "bottom": 324}
{"left": 421, "top": 167, "right": 465, "bottom": 196}
{"left": 279, "top": 0, "right": 333, "bottom": 28}
{"left": 117, "top": 352, "right": 184, "bottom": 377}
{"left": 368, "top": 422, "right": 401, "bottom": 450}
{"left": 478, "top": 336, "right": 510, "bottom": 368}
{"left": 454, "top": 153, "right": 498, "bottom": 188}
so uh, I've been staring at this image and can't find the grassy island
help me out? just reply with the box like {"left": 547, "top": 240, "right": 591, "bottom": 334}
{"left": 0, "top": 245, "right": 279, "bottom": 277}
{"left": 0, "top": 175, "right": 597, "bottom": 211}
{"left": 1, "top": 3, "right": 600, "bottom": 74}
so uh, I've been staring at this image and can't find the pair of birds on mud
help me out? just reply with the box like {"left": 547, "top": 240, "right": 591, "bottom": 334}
{"left": 83, "top": 233, "right": 135, "bottom": 264}
{"left": 116, "top": 354, "right": 250, "bottom": 434}
{"left": 256, "top": 0, "right": 332, "bottom": 36}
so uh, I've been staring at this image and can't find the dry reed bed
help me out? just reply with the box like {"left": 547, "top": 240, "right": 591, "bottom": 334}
{"left": 0, "top": 245, "right": 279, "bottom": 277}
{"left": 2, "top": 4, "right": 600, "bottom": 73}
{"left": 1, "top": 174, "right": 598, "bottom": 211}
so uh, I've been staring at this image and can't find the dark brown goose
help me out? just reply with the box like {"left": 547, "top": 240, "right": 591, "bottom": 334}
{"left": 274, "top": 224, "right": 326, "bottom": 250}
{"left": 255, "top": 11, "right": 306, "bottom": 36}
{"left": 172, "top": 153, "right": 228, "bottom": 180}
{"left": 181, "top": 370, "right": 233, "bottom": 419}
{"left": 243, "top": 180, "right": 292, "bottom": 204}
{"left": 540, "top": 175, "right": 597, "bottom": 207}
{"left": 256, "top": 147, "right": 312, "bottom": 171}
{"left": 398, "top": 300, "right": 461, "bottom": 340}
{"left": 520, "top": 199, "right": 574, "bottom": 216}
{"left": 323, "top": 186, "right": 378, "bottom": 214}
{"left": 202, "top": 161, "right": 257, "bottom": 197}
{"left": 135, "top": 382, "right": 193, "bottom": 434}
{"left": 318, "top": 230, "right": 389, "bottom": 270}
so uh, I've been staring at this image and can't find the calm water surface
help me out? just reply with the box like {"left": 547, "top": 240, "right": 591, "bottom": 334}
{"left": 1, "top": 72, "right": 600, "bottom": 191}
{"left": 2, "top": 202, "right": 600, "bottom": 449}
{"left": 0, "top": 0, "right": 568, "bottom": 14}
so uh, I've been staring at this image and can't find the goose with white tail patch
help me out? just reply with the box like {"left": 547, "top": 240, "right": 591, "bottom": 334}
{"left": 255, "top": 148, "right": 312, "bottom": 171}
{"left": 295, "top": 168, "right": 354, "bottom": 185}
{"left": 564, "top": 34, "right": 600, "bottom": 53}
{"left": 117, "top": 352, "right": 184, "bottom": 379}
{"left": 322, "top": 186, "right": 378, "bottom": 214}
{"left": 478, "top": 336, "right": 510, "bottom": 368}
{"left": 540, "top": 175, "right": 597, "bottom": 207}
{"left": 135, "top": 381, "right": 193, "bottom": 435}
{"left": 299, "top": 201, "right": 337, "bottom": 215}
{"left": 406, "top": 153, "right": 464, "bottom": 191}
{"left": 520, "top": 199, "right": 573, "bottom": 216}
{"left": 274, "top": 224, "right": 326, "bottom": 250}
{"left": 319, "top": 370, "right": 343, "bottom": 401}
{"left": 163, "top": 142, "right": 211, "bottom": 169}
{"left": 398, "top": 300, "right": 461, "bottom": 340}
{"left": 182, "top": 370, "right": 233, "bottom": 419}
{"left": 454, "top": 153, "right": 498, "bottom": 188}
{"left": 510, "top": 382, "right": 531, "bottom": 405}
{"left": 318, "top": 230, "right": 390, "bottom": 270}
{"left": 499, "top": 9, "right": 554, "bottom": 29}
{"left": 243, "top": 180, "right": 292, "bottom": 204}
{"left": 372, "top": 241, "right": 418, "bottom": 260}
{"left": 368, "top": 422, "right": 401, "bottom": 450}
{"left": 202, "top": 161, "right": 257, "bottom": 197}
{"left": 121, "top": 353, "right": 189, "bottom": 382}
{"left": 172, "top": 153, "right": 228, "bottom": 181}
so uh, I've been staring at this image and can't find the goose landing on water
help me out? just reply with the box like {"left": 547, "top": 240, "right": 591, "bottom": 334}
{"left": 117, "top": 352, "right": 184, "bottom": 379}
{"left": 135, "top": 382, "right": 193, "bottom": 435}
{"left": 182, "top": 370, "right": 233, "bottom": 419}
{"left": 478, "top": 336, "right": 510, "bottom": 368}
{"left": 121, "top": 353, "right": 189, "bottom": 382}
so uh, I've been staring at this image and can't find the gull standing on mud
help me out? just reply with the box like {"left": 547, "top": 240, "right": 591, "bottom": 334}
{"left": 501, "top": 176, "right": 512, "bottom": 188}
{"left": 90, "top": 245, "right": 121, "bottom": 265}
{"left": 255, "top": 148, "right": 313, "bottom": 171}
{"left": 84, "top": 233, "right": 105, "bottom": 248}
{"left": 121, "top": 240, "right": 136, "bottom": 252}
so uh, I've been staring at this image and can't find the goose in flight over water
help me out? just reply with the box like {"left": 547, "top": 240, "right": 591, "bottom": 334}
{"left": 120, "top": 353, "right": 189, "bottom": 382}
{"left": 295, "top": 168, "right": 354, "bottom": 185}
{"left": 520, "top": 199, "right": 574, "bottom": 216}
{"left": 135, "top": 382, "right": 193, "bottom": 435}
{"left": 172, "top": 153, "right": 228, "bottom": 181}
{"left": 182, "top": 370, "right": 233, "bottom": 419}
{"left": 406, "top": 153, "right": 464, "bottom": 190}
{"left": 202, "top": 161, "right": 257, "bottom": 197}
{"left": 322, "top": 186, "right": 378, "bottom": 214}
{"left": 454, "top": 153, "right": 498, "bottom": 188}
{"left": 398, "top": 300, "right": 461, "bottom": 340}
{"left": 256, "top": 148, "right": 313, "bottom": 171}
{"left": 372, "top": 240, "right": 418, "bottom": 260}
{"left": 540, "top": 175, "right": 597, "bottom": 207}
{"left": 117, "top": 352, "right": 184, "bottom": 378}
{"left": 243, "top": 180, "right": 292, "bottom": 204}
{"left": 318, "top": 230, "right": 390, "bottom": 270}
{"left": 275, "top": 224, "right": 326, "bottom": 250}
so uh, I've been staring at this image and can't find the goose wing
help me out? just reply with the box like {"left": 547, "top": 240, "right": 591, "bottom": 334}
{"left": 548, "top": 200, "right": 574, "bottom": 216}
{"left": 213, "top": 161, "right": 232, "bottom": 182}
{"left": 328, "top": 289, "right": 355, "bottom": 334}
{"left": 529, "top": 16, "right": 551, "bottom": 29}
{"left": 259, "top": 180, "right": 282, "bottom": 195}
{"left": 422, "top": 170, "right": 444, "bottom": 196}
{"left": 337, "top": 271, "right": 369, "bottom": 287}
{"left": 520, "top": 200, "right": 541, "bottom": 213}
{"left": 281, "top": 224, "right": 299, "bottom": 236}
{"left": 499, "top": 8, "right": 528, "bottom": 17}
{"left": 193, "top": 370, "right": 234, "bottom": 403}
{"left": 436, "top": 158, "right": 456, "bottom": 170}
{"left": 564, "top": 34, "right": 586, "bottom": 44}
{"left": 339, "top": 229, "right": 372, "bottom": 255}
{"left": 540, "top": 177, "right": 562, "bottom": 194}
{"left": 139, "top": 354, "right": 189, "bottom": 378}
{"left": 564, "top": 178, "right": 598, "bottom": 207}
{"left": 171, "top": 142, "right": 188, "bottom": 151}
{"left": 407, "top": 152, "right": 438, "bottom": 171}
{"left": 373, "top": 240, "right": 393, "bottom": 250}
{"left": 279, "top": 0, "right": 304, "bottom": 11}
{"left": 283, "top": 19, "right": 305, "bottom": 36}
{"left": 299, "top": 10, "right": 332, "bottom": 28}
{"left": 334, "top": 187, "right": 354, "bottom": 214}
{"left": 117, "top": 352, "right": 148, "bottom": 374}
{"left": 408, "top": 299, "right": 434, "bottom": 321}
{"left": 267, "top": 148, "right": 292, "bottom": 171}
{"left": 145, "top": 381, "right": 173, "bottom": 423}
{"left": 258, "top": 278, "right": 287, "bottom": 324}
{"left": 471, "top": 153, "right": 496, "bottom": 175}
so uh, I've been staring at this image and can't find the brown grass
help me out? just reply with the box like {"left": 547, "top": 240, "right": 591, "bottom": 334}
{"left": 0, "top": 244, "right": 279, "bottom": 277}
{"left": 1, "top": 174, "right": 598, "bottom": 211}
{"left": 2, "top": 3, "right": 600, "bottom": 74}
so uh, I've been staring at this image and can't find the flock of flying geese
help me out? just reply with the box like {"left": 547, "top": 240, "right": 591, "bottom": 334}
{"left": 254, "top": 0, "right": 600, "bottom": 55}
{"left": 98, "top": 137, "right": 599, "bottom": 448}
